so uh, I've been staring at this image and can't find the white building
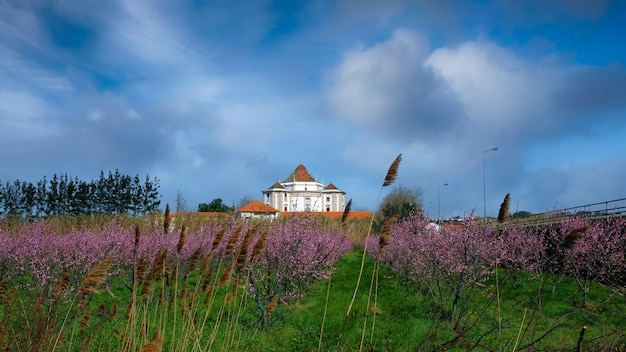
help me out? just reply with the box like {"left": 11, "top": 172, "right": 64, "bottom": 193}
{"left": 262, "top": 164, "right": 346, "bottom": 213}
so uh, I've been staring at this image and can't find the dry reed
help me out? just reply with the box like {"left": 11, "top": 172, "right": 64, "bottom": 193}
{"left": 498, "top": 193, "right": 511, "bottom": 223}
{"left": 383, "top": 154, "right": 402, "bottom": 187}
{"left": 562, "top": 226, "right": 588, "bottom": 250}
{"left": 236, "top": 225, "right": 257, "bottom": 271}
{"left": 225, "top": 225, "right": 244, "bottom": 256}
{"left": 265, "top": 295, "right": 279, "bottom": 318}
{"left": 220, "top": 261, "right": 235, "bottom": 286}
{"left": 140, "top": 330, "right": 164, "bottom": 352}
{"left": 378, "top": 215, "right": 398, "bottom": 252}
{"left": 79, "top": 257, "right": 115, "bottom": 309}
{"left": 341, "top": 199, "right": 353, "bottom": 223}
{"left": 176, "top": 224, "right": 187, "bottom": 255}
{"left": 163, "top": 204, "right": 171, "bottom": 234}
{"left": 251, "top": 229, "right": 268, "bottom": 265}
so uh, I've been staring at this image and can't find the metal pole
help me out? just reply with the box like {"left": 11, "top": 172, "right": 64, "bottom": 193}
{"left": 438, "top": 183, "right": 448, "bottom": 224}
{"left": 483, "top": 147, "right": 498, "bottom": 228}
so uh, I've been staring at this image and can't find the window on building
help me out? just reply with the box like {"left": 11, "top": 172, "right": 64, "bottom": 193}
{"left": 326, "top": 196, "right": 330, "bottom": 202}
{"left": 326, "top": 206, "right": 330, "bottom": 212}
{"left": 304, "top": 198, "right": 311, "bottom": 212}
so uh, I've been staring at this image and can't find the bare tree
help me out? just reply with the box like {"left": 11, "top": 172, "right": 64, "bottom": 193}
{"left": 176, "top": 189, "right": 188, "bottom": 212}
{"left": 237, "top": 195, "right": 256, "bottom": 209}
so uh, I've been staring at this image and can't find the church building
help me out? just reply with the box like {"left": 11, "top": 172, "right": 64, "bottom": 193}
{"left": 263, "top": 164, "right": 346, "bottom": 213}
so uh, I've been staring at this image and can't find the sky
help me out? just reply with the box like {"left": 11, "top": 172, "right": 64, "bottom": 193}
{"left": 1, "top": 0, "right": 625, "bottom": 218}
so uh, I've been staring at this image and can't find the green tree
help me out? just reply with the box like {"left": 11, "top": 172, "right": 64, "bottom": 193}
{"left": 510, "top": 210, "right": 532, "bottom": 219}
{"left": 374, "top": 185, "right": 424, "bottom": 231}
{"left": 198, "top": 198, "right": 233, "bottom": 212}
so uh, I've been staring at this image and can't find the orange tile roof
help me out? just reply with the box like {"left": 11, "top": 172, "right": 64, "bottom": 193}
{"left": 281, "top": 211, "right": 372, "bottom": 219}
{"left": 169, "top": 211, "right": 228, "bottom": 217}
{"left": 284, "top": 164, "right": 316, "bottom": 182}
{"left": 268, "top": 181, "right": 285, "bottom": 189}
{"left": 236, "top": 200, "right": 280, "bottom": 213}
{"left": 324, "top": 182, "right": 338, "bottom": 190}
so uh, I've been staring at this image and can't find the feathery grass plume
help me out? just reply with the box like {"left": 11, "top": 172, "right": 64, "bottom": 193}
{"left": 341, "top": 198, "right": 353, "bottom": 223}
{"left": 199, "top": 252, "right": 213, "bottom": 276}
{"left": 148, "top": 250, "right": 169, "bottom": 281}
{"left": 0, "top": 325, "right": 10, "bottom": 347}
{"left": 163, "top": 203, "right": 171, "bottom": 234}
{"left": 79, "top": 257, "right": 116, "bottom": 308}
{"left": 220, "top": 260, "right": 235, "bottom": 286}
{"left": 211, "top": 228, "right": 227, "bottom": 252}
{"left": 0, "top": 277, "right": 7, "bottom": 296}
{"left": 80, "top": 311, "right": 90, "bottom": 329}
{"left": 236, "top": 225, "right": 257, "bottom": 271}
{"left": 561, "top": 226, "right": 589, "bottom": 250}
{"left": 188, "top": 247, "right": 203, "bottom": 270}
{"left": 51, "top": 271, "right": 71, "bottom": 301}
{"left": 109, "top": 301, "right": 118, "bottom": 319}
{"left": 199, "top": 228, "right": 228, "bottom": 273}
{"left": 176, "top": 224, "right": 187, "bottom": 254}
{"left": 81, "top": 335, "right": 93, "bottom": 351}
{"left": 265, "top": 295, "right": 279, "bottom": 318}
{"left": 383, "top": 154, "right": 402, "bottom": 187}
{"left": 202, "top": 267, "right": 214, "bottom": 292}
{"left": 225, "top": 225, "right": 244, "bottom": 256}
{"left": 140, "top": 277, "right": 152, "bottom": 299}
{"left": 137, "top": 256, "right": 148, "bottom": 282}
{"left": 251, "top": 229, "right": 268, "bottom": 264}
{"left": 378, "top": 215, "right": 398, "bottom": 252}
{"left": 97, "top": 304, "right": 106, "bottom": 316}
{"left": 2, "top": 287, "right": 15, "bottom": 311}
{"left": 140, "top": 329, "right": 164, "bottom": 352}
{"left": 134, "top": 224, "right": 141, "bottom": 254}
{"left": 497, "top": 193, "right": 511, "bottom": 223}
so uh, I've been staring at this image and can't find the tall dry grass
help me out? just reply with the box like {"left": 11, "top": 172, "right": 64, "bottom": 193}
{"left": 340, "top": 154, "right": 402, "bottom": 351}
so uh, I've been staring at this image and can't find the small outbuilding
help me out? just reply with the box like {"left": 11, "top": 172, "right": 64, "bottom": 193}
{"left": 235, "top": 200, "right": 281, "bottom": 220}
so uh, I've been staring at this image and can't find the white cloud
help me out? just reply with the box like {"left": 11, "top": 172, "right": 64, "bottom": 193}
{"left": 326, "top": 28, "right": 464, "bottom": 142}
{"left": 0, "top": 90, "right": 58, "bottom": 137}
{"left": 126, "top": 109, "right": 141, "bottom": 120}
{"left": 88, "top": 110, "right": 103, "bottom": 121}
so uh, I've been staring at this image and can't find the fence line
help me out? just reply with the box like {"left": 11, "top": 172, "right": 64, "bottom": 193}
{"left": 497, "top": 197, "right": 626, "bottom": 228}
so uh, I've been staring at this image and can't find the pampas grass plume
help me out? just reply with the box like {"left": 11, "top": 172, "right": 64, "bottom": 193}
{"left": 80, "top": 257, "right": 115, "bottom": 296}
{"left": 266, "top": 295, "right": 279, "bottom": 318}
{"left": 379, "top": 215, "right": 398, "bottom": 251}
{"left": 497, "top": 193, "right": 511, "bottom": 223}
{"left": 176, "top": 224, "right": 187, "bottom": 254}
{"left": 163, "top": 204, "right": 171, "bottom": 234}
{"left": 341, "top": 199, "right": 352, "bottom": 223}
{"left": 140, "top": 330, "right": 164, "bottom": 352}
{"left": 562, "top": 226, "right": 588, "bottom": 250}
{"left": 251, "top": 229, "right": 268, "bottom": 264}
{"left": 383, "top": 154, "right": 402, "bottom": 187}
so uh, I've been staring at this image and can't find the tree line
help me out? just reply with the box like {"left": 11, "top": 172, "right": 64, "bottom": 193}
{"left": 0, "top": 170, "right": 161, "bottom": 219}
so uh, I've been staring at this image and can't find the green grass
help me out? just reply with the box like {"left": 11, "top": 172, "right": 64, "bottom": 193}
{"left": 1, "top": 251, "right": 625, "bottom": 351}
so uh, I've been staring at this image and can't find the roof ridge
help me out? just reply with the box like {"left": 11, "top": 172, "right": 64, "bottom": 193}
{"left": 283, "top": 163, "right": 316, "bottom": 183}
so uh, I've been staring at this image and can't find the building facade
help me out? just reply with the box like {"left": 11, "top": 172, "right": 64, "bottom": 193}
{"left": 262, "top": 164, "right": 346, "bottom": 213}
{"left": 235, "top": 199, "right": 280, "bottom": 220}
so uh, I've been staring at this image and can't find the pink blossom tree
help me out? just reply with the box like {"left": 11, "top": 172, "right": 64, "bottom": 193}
{"left": 247, "top": 215, "right": 352, "bottom": 325}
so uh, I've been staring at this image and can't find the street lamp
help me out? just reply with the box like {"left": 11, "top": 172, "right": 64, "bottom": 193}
{"left": 438, "top": 183, "right": 448, "bottom": 224}
{"left": 483, "top": 147, "right": 498, "bottom": 228}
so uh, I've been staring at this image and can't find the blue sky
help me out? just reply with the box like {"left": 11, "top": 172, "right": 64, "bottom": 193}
{"left": 1, "top": 0, "right": 625, "bottom": 218}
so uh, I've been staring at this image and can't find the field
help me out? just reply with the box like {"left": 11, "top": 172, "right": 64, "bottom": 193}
{"left": 1, "top": 212, "right": 625, "bottom": 351}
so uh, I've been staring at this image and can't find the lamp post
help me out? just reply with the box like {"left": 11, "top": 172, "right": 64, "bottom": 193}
{"left": 438, "top": 183, "right": 448, "bottom": 224}
{"left": 483, "top": 147, "right": 498, "bottom": 228}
